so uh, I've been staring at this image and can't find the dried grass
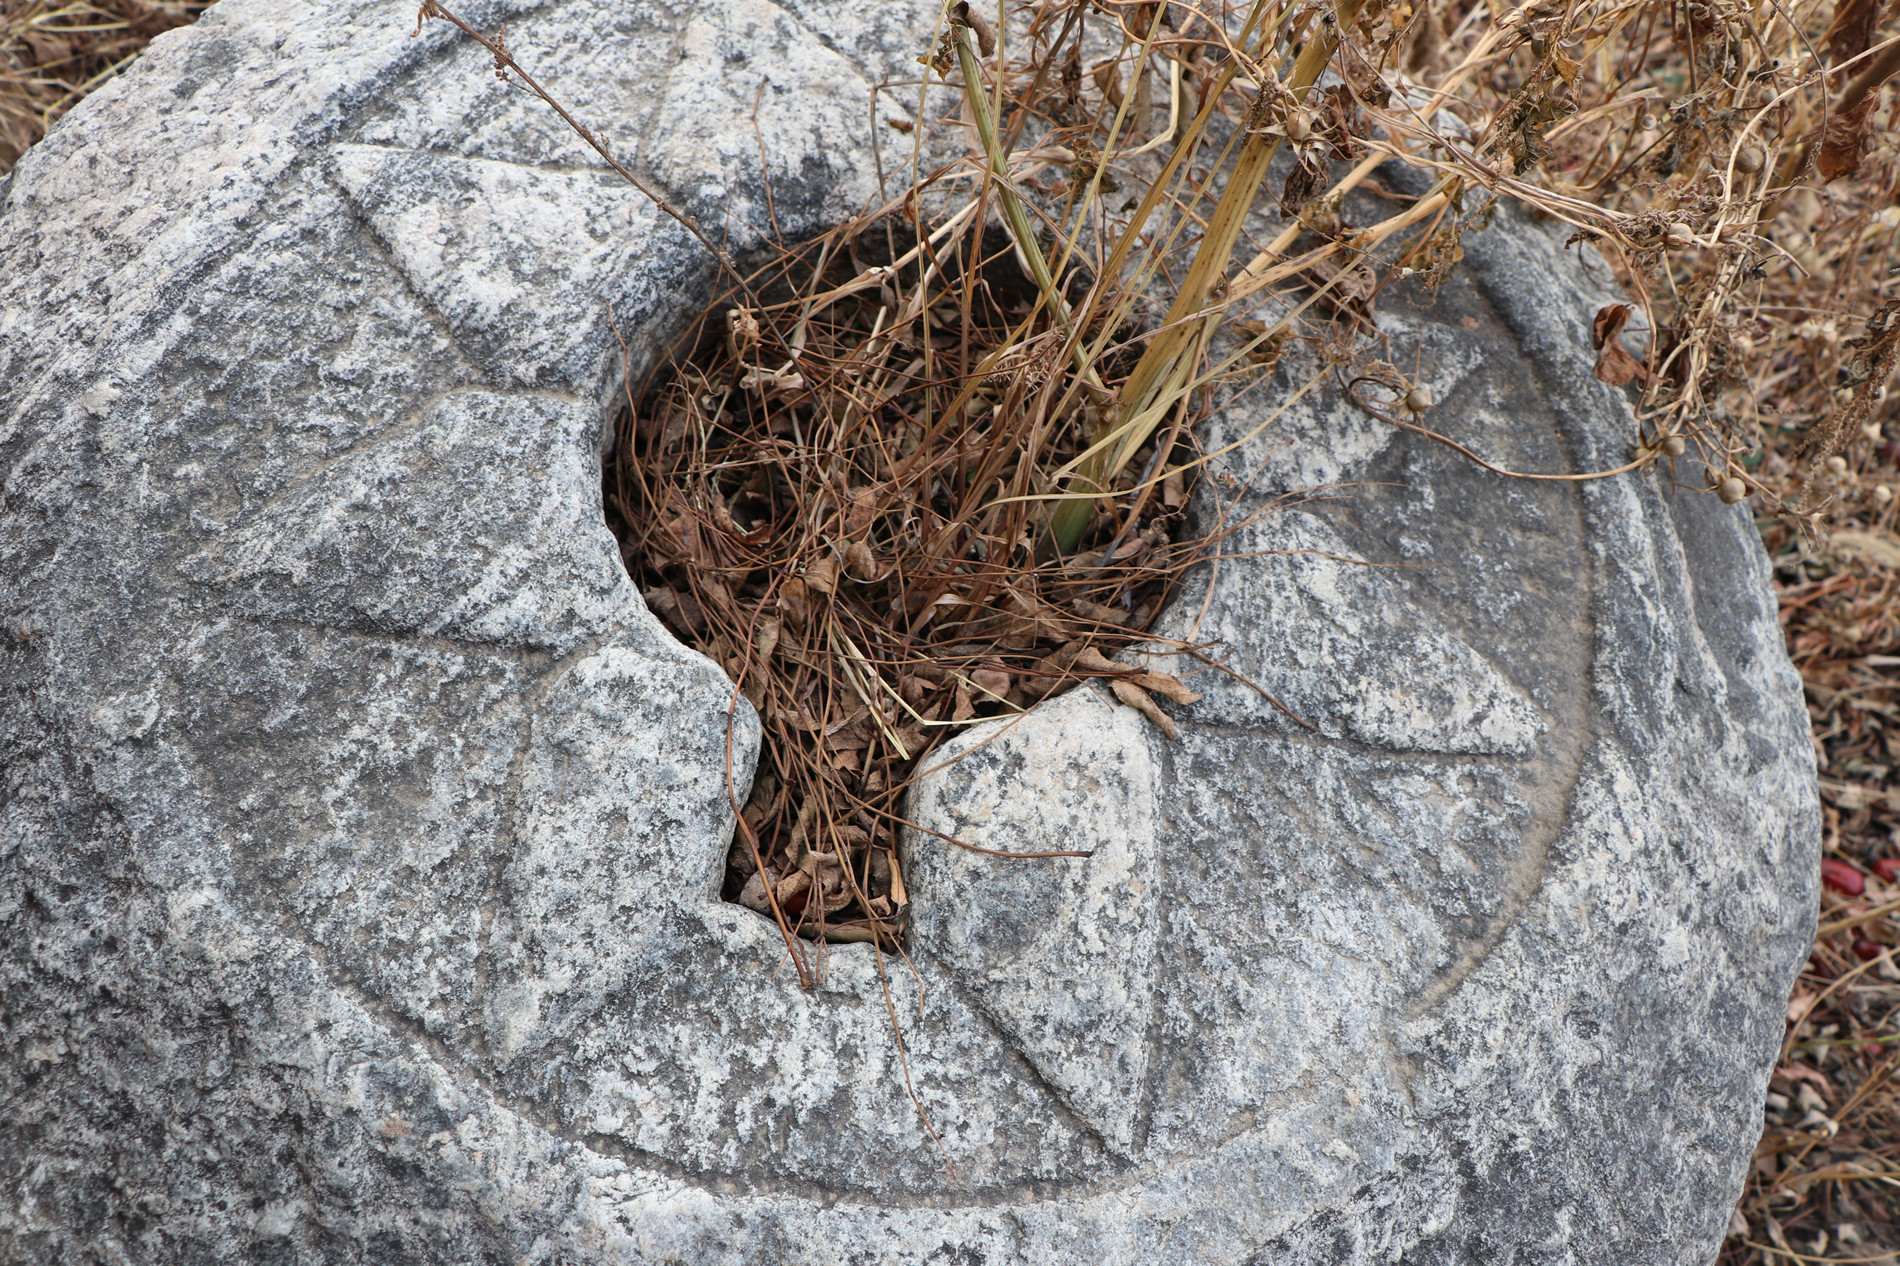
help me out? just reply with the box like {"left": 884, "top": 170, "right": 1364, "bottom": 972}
{"left": 0, "top": 0, "right": 209, "bottom": 175}
{"left": 602, "top": 226, "right": 1217, "bottom": 978}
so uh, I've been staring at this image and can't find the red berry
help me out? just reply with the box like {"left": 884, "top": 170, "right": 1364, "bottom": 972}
{"left": 1823, "top": 858, "right": 1867, "bottom": 896}
{"left": 1874, "top": 859, "right": 1900, "bottom": 884}
{"left": 1854, "top": 936, "right": 1883, "bottom": 961}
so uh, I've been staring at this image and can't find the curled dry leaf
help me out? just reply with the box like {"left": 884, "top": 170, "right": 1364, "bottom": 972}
{"left": 1110, "top": 677, "right": 1177, "bottom": 739}
{"left": 754, "top": 615, "right": 781, "bottom": 663}
{"left": 842, "top": 538, "right": 880, "bottom": 582}
{"left": 777, "top": 577, "right": 809, "bottom": 628}
{"left": 1815, "top": 96, "right": 1877, "bottom": 182}
{"left": 1070, "top": 647, "right": 1203, "bottom": 703}
{"left": 1591, "top": 304, "right": 1646, "bottom": 387}
{"left": 804, "top": 555, "right": 839, "bottom": 595}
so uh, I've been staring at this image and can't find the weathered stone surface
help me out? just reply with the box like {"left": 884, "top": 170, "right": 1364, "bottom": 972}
{"left": 0, "top": 0, "right": 1816, "bottom": 1262}
{"left": 908, "top": 195, "right": 1821, "bottom": 1260}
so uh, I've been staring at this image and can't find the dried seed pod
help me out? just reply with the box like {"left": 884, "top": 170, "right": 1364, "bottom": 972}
{"left": 1826, "top": 454, "right": 1850, "bottom": 476}
{"left": 1733, "top": 143, "right": 1765, "bottom": 174}
{"left": 1661, "top": 435, "right": 1686, "bottom": 457}
{"left": 1404, "top": 384, "right": 1434, "bottom": 414}
{"left": 1284, "top": 109, "right": 1314, "bottom": 142}
{"left": 1873, "top": 485, "right": 1894, "bottom": 505}
{"left": 1664, "top": 222, "right": 1696, "bottom": 249}
{"left": 1717, "top": 476, "right": 1748, "bottom": 504}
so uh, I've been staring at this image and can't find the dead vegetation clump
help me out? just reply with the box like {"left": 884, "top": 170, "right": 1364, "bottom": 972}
{"left": 603, "top": 227, "right": 1212, "bottom": 976}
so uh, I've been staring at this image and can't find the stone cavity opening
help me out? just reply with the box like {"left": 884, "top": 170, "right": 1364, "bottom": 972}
{"left": 600, "top": 219, "right": 1205, "bottom": 958}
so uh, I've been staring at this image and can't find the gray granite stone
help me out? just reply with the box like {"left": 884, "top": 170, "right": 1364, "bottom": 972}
{"left": 0, "top": 0, "right": 1816, "bottom": 1260}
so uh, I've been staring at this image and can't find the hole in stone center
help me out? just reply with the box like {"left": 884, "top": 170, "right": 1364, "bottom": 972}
{"left": 601, "top": 217, "right": 1204, "bottom": 956}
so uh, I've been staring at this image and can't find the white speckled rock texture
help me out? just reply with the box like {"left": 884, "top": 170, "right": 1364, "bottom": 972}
{"left": 0, "top": 0, "right": 1817, "bottom": 1261}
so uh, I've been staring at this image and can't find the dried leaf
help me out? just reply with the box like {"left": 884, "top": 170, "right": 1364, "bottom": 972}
{"left": 1816, "top": 95, "right": 1876, "bottom": 182}
{"left": 804, "top": 556, "right": 839, "bottom": 595}
{"left": 823, "top": 703, "right": 870, "bottom": 739}
{"left": 825, "top": 725, "right": 870, "bottom": 753}
{"left": 642, "top": 585, "right": 681, "bottom": 624}
{"left": 777, "top": 578, "right": 809, "bottom": 628}
{"left": 1826, "top": 0, "right": 1882, "bottom": 66}
{"left": 952, "top": 680, "right": 976, "bottom": 722}
{"left": 1282, "top": 156, "right": 1328, "bottom": 215}
{"left": 1162, "top": 467, "right": 1185, "bottom": 509}
{"left": 1591, "top": 303, "right": 1629, "bottom": 349}
{"left": 1591, "top": 304, "right": 1645, "bottom": 386}
{"left": 1595, "top": 340, "right": 1644, "bottom": 386}
{"left": 1069, "top": 647, "right": 1203, "bottom": 703}
{"left": 887, "top": 849, "right": 909, "bottom": 906}
{"left": 1091, "top": 58, "right": 1124, "bottom": 109}
{"left": 754, "top": 615, "right": 781, "bottom": 663}
{"left": 950, "top": 1, "right": 996, "bottom": 56}
{"left": 843, "top": 538, "right": 879, "bottom": 582}
{"left": 1307, "top": 254, "right": 1379, "bottom": 320}
{"left": 970, "top": 667, "right": 1013, "bottom": 699}
{"left": 775, "top": 704, "right": 822, "bottom": 731}
{"left": 1110, "top": 678, "right": 1177, "bottom": 739}
{"left": 739, "top": 366, "right": 805, "bottom": 397}
{"left": 843, "top": 486, "right": 879, "bottom": 537}
{"left": 1125, "top": 670, "right": 1202, "bottom": 704}
{"left": 774, "top": 868, "right": 812, "bottom": 905}
{"left": 1317, "top": 85, "right": 1364, "bottom": 161}
{"left": 1073, "top": 598, "right": 1130, "bottom": 625}
{"left": 899, "top": 673, "right": 930, "bottom": 708}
